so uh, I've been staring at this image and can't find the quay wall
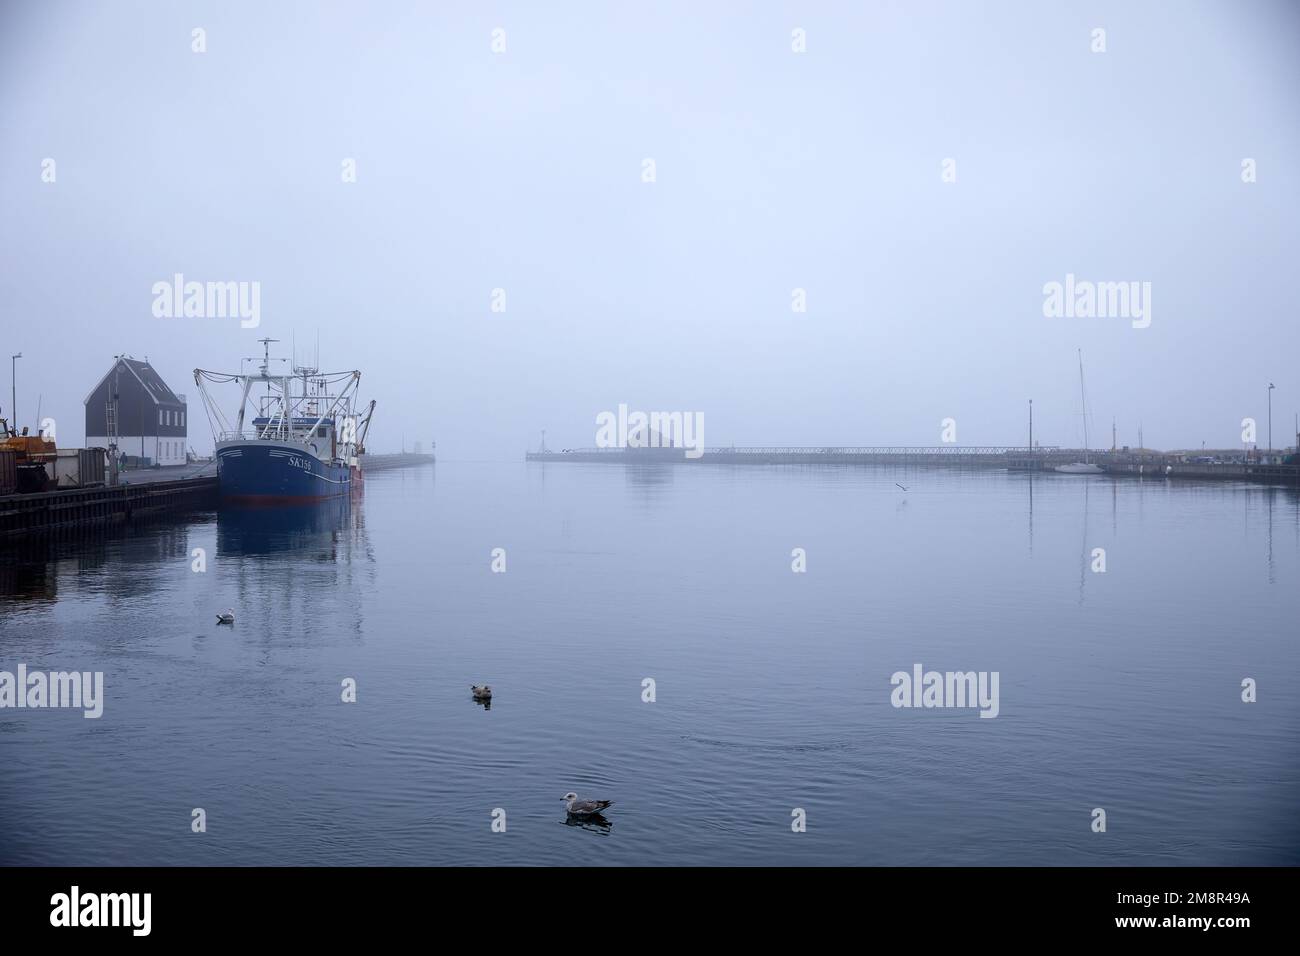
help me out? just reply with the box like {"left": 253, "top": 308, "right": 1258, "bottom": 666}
{"left": 0, "top": 477, "right": 219, "bottom": 538}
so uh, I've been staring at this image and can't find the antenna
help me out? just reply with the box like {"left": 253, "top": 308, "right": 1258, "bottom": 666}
{"left": 256, "top": 337, "right": 279, "bottom": 375}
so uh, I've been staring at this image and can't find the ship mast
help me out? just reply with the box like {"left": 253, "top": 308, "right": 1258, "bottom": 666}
{"left": 257, "top": 337, "right": 278, "bottom": 376}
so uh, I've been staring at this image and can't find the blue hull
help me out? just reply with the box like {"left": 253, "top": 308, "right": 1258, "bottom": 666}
{"left": 217, "top": 442, "right": 352, "bottom": 502}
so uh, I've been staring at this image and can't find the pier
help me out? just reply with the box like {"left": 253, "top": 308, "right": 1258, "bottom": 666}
{"left": 525, "top": 446, "right": 1300, "bottom": 486}
{"left": 0, "top": 476, "right": 219, "bottom": 538}
{"left": 1101, "top": 458, "right": 1300, "bottom": 485}
{"left": 360, "top": 452, "right": 436, "bottom": 472}
{"left": 527, "top": 446, "right": 1048, "bottom": 465}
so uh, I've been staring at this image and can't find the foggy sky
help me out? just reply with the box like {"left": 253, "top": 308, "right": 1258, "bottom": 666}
{"left": 2, "top": 0, "right": 1298, "bottom": 456}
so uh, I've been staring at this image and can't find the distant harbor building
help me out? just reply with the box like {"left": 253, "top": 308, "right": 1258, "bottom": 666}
{"left": 84, "top": 356, "right": 188, "bottom": 466}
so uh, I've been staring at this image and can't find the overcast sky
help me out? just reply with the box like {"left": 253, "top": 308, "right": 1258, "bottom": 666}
{"left": 2, "top": 1, "right": 1298, "bottom": 456}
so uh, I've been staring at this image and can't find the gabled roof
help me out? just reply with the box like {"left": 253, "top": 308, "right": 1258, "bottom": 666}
{"left": 84, "top": 357, "right": 185, "bottom": 407}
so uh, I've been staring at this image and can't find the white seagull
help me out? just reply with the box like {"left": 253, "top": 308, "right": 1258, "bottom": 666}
{"left": 563, "top": 792, "right": 613, "bottom": 817}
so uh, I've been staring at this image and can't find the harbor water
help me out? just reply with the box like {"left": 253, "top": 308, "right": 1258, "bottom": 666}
{"left": 1, "top": 464, "right": 1297, "bottom": 865}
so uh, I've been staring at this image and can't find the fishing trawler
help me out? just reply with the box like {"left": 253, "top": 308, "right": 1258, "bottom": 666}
{"left": 193, "top": 338, "right": 374, "bottom": 503}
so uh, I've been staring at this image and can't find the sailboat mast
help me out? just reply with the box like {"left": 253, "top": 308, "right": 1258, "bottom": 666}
{"left": 1078, "top": 348, "right": 1089, "bottom": 462}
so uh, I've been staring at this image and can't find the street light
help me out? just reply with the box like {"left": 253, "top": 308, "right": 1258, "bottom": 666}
{"left": 10, "top": 352, "right": 20, "bottom": 429}
{"left": 1267, "top": 382, "right": 1275, "bottom": 457}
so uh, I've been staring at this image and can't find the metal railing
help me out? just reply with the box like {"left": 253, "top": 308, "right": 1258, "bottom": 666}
{"left": 217, "top": 429, "right": 298, "bottom": 442}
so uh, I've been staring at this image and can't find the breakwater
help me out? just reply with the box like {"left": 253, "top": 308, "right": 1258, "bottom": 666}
{"left": 526, "top": 447, "right": 1300, "bottom": 486}
{"left": 527, "top": 446, "right": 1045, "bottom": 466}
{"left": 361, "top": 452, "right": 436, "bottom": 472}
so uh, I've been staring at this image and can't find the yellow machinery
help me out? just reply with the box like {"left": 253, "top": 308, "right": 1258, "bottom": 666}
{"left": 0, "top": 414, "right": 56, "bottom": 492}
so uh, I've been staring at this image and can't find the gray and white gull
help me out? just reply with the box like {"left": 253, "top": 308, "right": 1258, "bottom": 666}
{"left": 563, "top": 792, "right": 613, "bottom": 817}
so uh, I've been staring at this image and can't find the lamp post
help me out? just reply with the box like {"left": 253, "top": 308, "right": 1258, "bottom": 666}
{"left": 1267, "top": 382, "right": 1275, "bottom": 458}
{"left": 10, "top": 352, "right": 21, "bottom": 428}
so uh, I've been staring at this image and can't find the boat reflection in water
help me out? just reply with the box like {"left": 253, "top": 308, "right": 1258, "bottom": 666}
{"left": 217, "top": 498, "right": 373, "bottom": 637}
{"left": 216, "top": 496, "right": 365, "bottom": 560}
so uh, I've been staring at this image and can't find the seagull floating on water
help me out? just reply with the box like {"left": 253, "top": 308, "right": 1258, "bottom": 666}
{"left": 470, "top": 685, "right": 492, "bottom": 701}
{"left": 563, "top": 792, "right": 613, "bottom": 817}
{"left": 216, "top": 609, "right": 235, "bottom": 625}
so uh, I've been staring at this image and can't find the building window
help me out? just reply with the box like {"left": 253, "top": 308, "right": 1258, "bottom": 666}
{"left": 181, "top": 412, "right": 185, "bottom": 428}
{"left": 158, "top": 409, "right": 164, "bottom": 425}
